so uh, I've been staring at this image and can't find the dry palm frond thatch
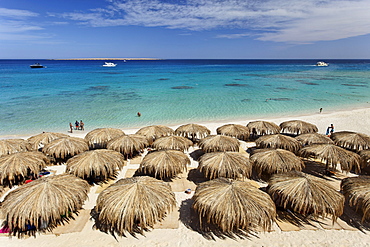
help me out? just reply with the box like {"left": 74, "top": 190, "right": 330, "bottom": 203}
{"left": 0, "top": 151, "right": 49, "bottom": 187}
{"left": 216, "top": 124, "right": 250, "bottom": 141}
{"left": 136, "top": 125, "right": 174, "bottom": 144}
{"left": 1, "top": 174, "right": 89, "bottom": 236}
{"left": 268, "top": 171, "right": 344, "bottom": 220}
{"left": 0, "top": 139, "right": 32, "bottom": 156}
{"left": 175, "top": 123, "right": 210, "bottom": 142}
{"left": 280, "top": 120, "right": 318, "bottom": 135}
{"left": 84, "top": 128, "right": 125, "bottom": 149}
{"left": 341, "top": 176, "right": 370, "bottom": 222}
{"left": 198, "top": 135, "right": 240, "bottom": 153}
{"left": 359, "top": 149, "right": 370, "bottom": 170}
{"left": 27, "top": 132, "right": 69, "bottom": 150}
{"left": 198, "top": 152, "right": 251, "bottom": 180}
{"left": 107, "top": 134, "right": 148, "bottom": 159}
{"left": 331, "top": 131, "right": 370, "bottom": 151}
{"left": 247, "top": 120, "right": 280, "bottom": 136}
{"left": 94, "top": 176, "right": 176, "bottom": 236}
{"left": 192, "top": 177, "right": 276, "bottom": 233}
{"left": 250, "top": 149, "right": 304, "bottom": 179}
{"left": 42, "top": 137, "right": 89, "bottom": 161}
{"left": 255, "top": 134, "right": 301, "bottom": 153}
{"left": 138, "top": 150, "right": 190, "bottom": 180}
{"left": 152, "top": 135, "right": 193, "bottom": 151}
{"left": 295, "top": 133, "right": 334, "bottom": 146}
{"left": 299, "top": 144, "right": 361, "bottom": 173}
{"left": 65, "top": 149, "right": 125, "bottom": 182}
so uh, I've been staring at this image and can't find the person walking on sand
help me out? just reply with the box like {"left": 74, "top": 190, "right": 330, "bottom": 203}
{"left": 69, "top": 123, "right": 73, "bottom": 133}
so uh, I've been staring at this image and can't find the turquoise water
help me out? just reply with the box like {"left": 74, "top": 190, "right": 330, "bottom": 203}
{"left": 1, "top": 59, "right": 370, "bottom": 137}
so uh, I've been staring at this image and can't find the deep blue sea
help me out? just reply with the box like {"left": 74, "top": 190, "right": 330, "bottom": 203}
{"left": 1, "top": 59, "right": 370, "bottom": 137}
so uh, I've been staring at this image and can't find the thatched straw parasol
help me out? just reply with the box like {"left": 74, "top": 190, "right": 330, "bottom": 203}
{"left": 295, "top": 133, "right": 334, "bottom": 146}
{"left": 138, "top": 150, "right": 190, "bottom": 180}
{"left": 42, "top": 137, "right": 89, "bottom": 161}
{"left": 299, "top": 144, "right": 361, "bottom": 173}
{"left": 255, "top": 134, "right": 301, "bottom": 153}
{"left": 0, "top": 139, "right": 32, "bottom": 156}
{"left": 1, "top": 174, "right": 89, "bottom": 236}
{"left": 94, "top": 176, "right": 176, "bottom": 236}
{"left": 0, "top": 151, "right": 49, "bottom": 187}
{"left": 192, "top": 177, "right": 276, "bottom": 233}
{"left": 27, "top": 132, "right": 69, "bottom": 150}
{"left": 198, "top": 135, "right": 240, "bottom": 153}
{"left": 216, "top": 124, "right": 250, "bottom": 141}
{"left": 136, "top": 125, "right": 174, "bottom": 144}
{"left": 65, "top": 149, "right": 125, "bottom": 182}
{"left": 268, "top": 171, "right": 344, "bottom": 220}
{"left": 84, "top": 128, "right": 125, "bottom": 149}
{"left": 198, "top": 152, "right": 251, "bottom": 180}
{"left": 250, "top": 149, "right": 304, "bottom": 179}
{"left": 331, "top": 131, "right": 370, "bottom": 151}
{"left": 359, "top": 149, "right": 370, "bottom": 171}
{"left": 107, "top": 134, "right": 148, "bottom": 159}
{"left": 341, "top": 176, "right": 370, "bottom": 222}
{"left": 247, "top": 120, "right": 280, "bottom": 136}
{"left": 152, "top": 135, "right": 193, "bottom": 151}
{"left": 280, "top": 120, "right": 318, "bottom": 135}
{"left": 175, "top": 123, "right": 210, "bottom": 142}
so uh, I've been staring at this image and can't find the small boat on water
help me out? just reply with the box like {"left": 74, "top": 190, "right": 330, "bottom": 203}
{"left": 30, "top": 63, "right": 45, "bottom": 68}
{"left": 316, "top": 61, "right": 329, "bottom": 66}
{"left": 102, "top": 62, "right": 117, "bottom": 67}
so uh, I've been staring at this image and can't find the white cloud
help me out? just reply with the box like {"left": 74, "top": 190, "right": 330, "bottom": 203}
{"left": 41, "top": 0, "right": 370, "bottom": 43}
{"left": 0, "top": 7, "right": 38, "bottom": 18}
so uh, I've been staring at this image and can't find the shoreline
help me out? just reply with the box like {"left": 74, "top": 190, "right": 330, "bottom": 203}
{"left": 2, "top": 105, "right": 370, "bottom": 140}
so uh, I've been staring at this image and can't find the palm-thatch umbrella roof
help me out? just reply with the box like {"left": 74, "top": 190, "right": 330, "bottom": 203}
{"left": 198, "top": 152, "right": 251, "bottom": 180}
{"left": 280, "top": 120, "right": 318, "bottom": 135}
{"left": 27, "top": 132, "right": 69, "bottom": 150}
{"left": 255, "top": 134, "right": 301, "bottom": 153}
{"left": 136, "top": 125, "right": 174, "bottom": 144}
{"left": 247, "top": 120, "right": 280, "bottom": 136}
{"left": 65, "top": 149, "right": 125, "bottom": 182}
{"left": 107, "top": 134, "right": 148, "bottom": 159}
{"left": 138, "top": 150, "right": 190, "bottom": 180}
{"left": 341, "top": 176, "right": 370, "bottom": 222}
{"left": 216, "top": 124, "right": 250, "bottom": 141}
{"left": 152, "top": 135, "right": 193, "bottom": 151}
{"left": 0, "top": 151, "right": 49, "bottom": 187}
{"left": 192, "top": 177, "right": 276, "bottom": 233}
{"left": 175, "top": 123, "right": 210, "bottom": 141}
{"left": 0, "top": 139, "right": 32, "bottom": 156}
{"left": 42, "top": 137, "right": 89, "bottom": 161}
{"left": 299, "top": 144, "right": 361, "bottom": 173}
{"left": 198, "top": 135, "right": 240, "bottom": 153}
{"left": 1, "top": 174, "right": 89, "bottom": 236}
{"left": 84, "top": 128, "right": 125, "bottom": 149}
{"left": 94, "top": 176, "right": 176, "bottom": 236}
{"left": 295, "top": 133, "right": 334, "bottom": 146}
{"left": 250, "top": 149, "right": 304, "bottom": 179}
{"left": 359, "top": 149, "right": 370, "bottom": 171}
{"left": 331, "top": 131, "right": 370, "bottom": 151}
{"left": 268, "top": 171, "right": 344, "bottom": 220}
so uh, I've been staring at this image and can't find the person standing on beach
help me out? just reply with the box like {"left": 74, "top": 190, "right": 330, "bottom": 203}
{"left": 75, "top": 120, "right": 79, "bottom": 130}
{"left": 320, "top": 108, "right": 323, "bottom": 113}
{"left": 326, "top": 124, "right": 335, "bottom": 136}
{"left": 69, "top": 123, "right": 73, "bottom": 133}
{"left": 80, "top": 120, "right": 84, "bottom": 131}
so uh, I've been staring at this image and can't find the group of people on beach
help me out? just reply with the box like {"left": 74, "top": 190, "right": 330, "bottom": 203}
{"left": 69, "top": 120, "right": 84, "bottom": 133}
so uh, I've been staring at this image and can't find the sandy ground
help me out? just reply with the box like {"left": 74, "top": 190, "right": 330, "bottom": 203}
{"left": 1, "top": 107, "right": 370, "bottom": 247}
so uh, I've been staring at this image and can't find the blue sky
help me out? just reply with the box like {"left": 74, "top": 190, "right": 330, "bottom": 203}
{"left": 1, "top": 0, "right": 370, "bottom": 59}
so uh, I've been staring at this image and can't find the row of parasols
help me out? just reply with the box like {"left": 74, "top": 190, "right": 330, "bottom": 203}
{"left": 0, "top": 120, "right": 370, "bottom": 237}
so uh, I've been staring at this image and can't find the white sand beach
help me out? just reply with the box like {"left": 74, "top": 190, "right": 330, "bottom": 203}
{"left": 1, "top": 107, "right": 370, "bottom": 247}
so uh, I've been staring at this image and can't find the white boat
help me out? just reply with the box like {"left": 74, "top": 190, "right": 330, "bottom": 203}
{"left": 316, "top": 61, "right": 329, "bottom": 66}
{"left": 102, "top": 62, "right": 117, "bottom": 67}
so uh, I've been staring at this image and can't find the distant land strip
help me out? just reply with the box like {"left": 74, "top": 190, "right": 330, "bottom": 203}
{"left": 51, "top": 58, "right": 162, "bottom": 60}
